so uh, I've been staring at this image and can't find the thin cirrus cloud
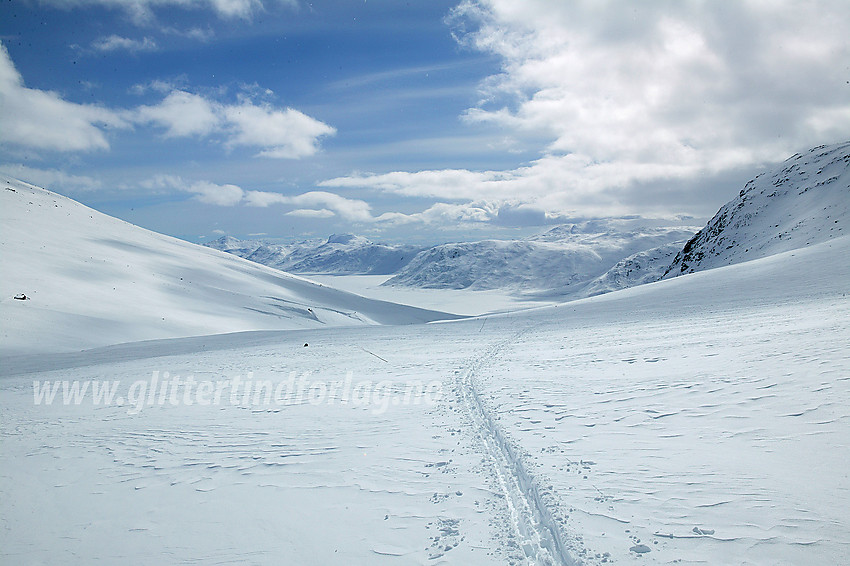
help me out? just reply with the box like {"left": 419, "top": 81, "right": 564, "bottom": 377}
{"left": 141, "top": 175, "right": 245, "bottom": 206}
{"left": 90, "top": 35, "right": 158, "bottom": 53}
{"left": 286, "top": 209, "right": 336, "bottom": 219}
{"left": 0, "top": 43, "right": 335, "bottom": 159}
{"left": 322, "top": 0, "right": 850, "bottom": 218}
{"left": 36, "top": 0, "right": 296, "bottom": 24}
{"left": 243, "top": 190, "right": 375, "bottom": 222}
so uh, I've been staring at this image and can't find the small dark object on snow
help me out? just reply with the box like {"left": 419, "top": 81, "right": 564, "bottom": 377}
{"left": 13, "top": 293, "right": 28, "bottom": 300}
{"left": 304, "top": 343, "right": 309, "bottom": 347}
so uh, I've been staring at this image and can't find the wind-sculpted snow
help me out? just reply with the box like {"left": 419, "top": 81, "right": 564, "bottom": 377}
{"left": 0, "top": 178, "right": 458, "bottom": 355}
{"left": 665, "top": 140, "right": 850, "bottom": 277}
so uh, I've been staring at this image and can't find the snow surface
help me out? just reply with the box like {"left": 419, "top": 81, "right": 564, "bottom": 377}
{"left": 2, "top": 233, "right": 848, "bottom": 564}
{"left": 0, "top": 178, "right": 458, "bottom": 355}
{"left": 305, "top": 274, "right": 561, "bottom": 316}
{"left": 665, "top": 140, "right": 849, "bottom": 277}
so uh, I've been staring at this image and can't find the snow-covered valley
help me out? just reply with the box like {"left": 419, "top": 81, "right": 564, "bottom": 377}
{"left": 2, "top": 141, "right": 849, "bottom": 565}
{"left": 2, "top": 234, "right": 848, "bottom": 565}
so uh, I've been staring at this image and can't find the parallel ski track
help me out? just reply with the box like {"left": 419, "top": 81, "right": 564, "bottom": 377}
{"left": 455, "top": 329, "right": 576, "bottom": 566}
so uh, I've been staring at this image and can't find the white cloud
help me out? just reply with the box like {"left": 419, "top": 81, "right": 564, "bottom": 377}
{"left": 91, "top": 35, "right": 158, "bottom": 53}
{"left": 321, "top": 169, "right": 508, "bottom": 199}
{"left": 451, "top": 0, "right": 850, "bottom": 175}
{"left": 136, "top": 177, "right": 373, "bottom": 221}
{"left": 222, "top": 103, "right": 337, "bottom": 158}
{"left": 0, "top": 45, "right": 334, "bottom": 159}
{"left": 132, "top": 91, "right": 335, "bottom": 158}
{"left": 244, "top": 190, "right": 372, "bottom": 222}
{"left": 135, "top": 91, "right": 220, "bottom": 137}
{"left": 323, "top": 0, "right": 850, "bottom": 222}
{"left": 0, "top": 43, "right": 130, "bottom": 152}
{"left": 188, "top": 180, "right": 245, "bottom": 206}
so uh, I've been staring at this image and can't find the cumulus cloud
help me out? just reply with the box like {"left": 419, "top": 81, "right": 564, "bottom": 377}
{"left": 452, "top": 0, "right": 850, "bottom": 164}
{"left": 135, "top": 91, "right": 220, "bottom": 137}
{"left": 188, "top": 180, "right": 245, "bottom": 206}
{"left": 222, "top": 104, "right": 337, "bottom": 158}
{"left": 133, "top": 91, "right": 335, "bottom": 158}
{"left": 325, "top": 0, "right": 850, "bottom": 220}
{"left": 0, "top": 44, "right": 334, "bottom": 159}
{"left": 0, "top": 43, "right": 130, "bottom": 152}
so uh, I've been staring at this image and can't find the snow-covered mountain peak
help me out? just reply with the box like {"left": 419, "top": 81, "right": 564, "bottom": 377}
{"left": 326, "top": 233, "right": 368, "bottom": 246}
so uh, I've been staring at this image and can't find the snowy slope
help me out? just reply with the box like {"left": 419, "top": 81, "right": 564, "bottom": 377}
{"left": 206, "top": 233, "right": 424, "bottom": 275}
{"left": 386, "top": 224, "right": 696, "bottom": 293}
{"left": 2, "top": 235, "right": 847, "bottom": 565}
{"left": 0, "top": 178, "right": 457, "bottom": 355}
{"left": 665, "top": 140, "right": 849, "bottom": 277}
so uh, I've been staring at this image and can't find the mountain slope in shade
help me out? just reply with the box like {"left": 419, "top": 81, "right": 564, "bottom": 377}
{"left": 0, "top": 178, "right": 458, "bottom": 355}
{"left": 664, "top": 140, "right": 849, "bottom": 277}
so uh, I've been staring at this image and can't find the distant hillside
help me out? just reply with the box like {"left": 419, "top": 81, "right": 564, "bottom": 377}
{"left": 0, "top": 178, "right": 458, "bottom": 355}
{"left": 664, "top": 141, "right": 849, "bottom": 278}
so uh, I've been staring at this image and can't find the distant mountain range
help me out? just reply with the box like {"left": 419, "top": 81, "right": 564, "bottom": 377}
{"left": 207, "top": 233, "right": 425, "bottom": 275}
{"left": 208, "top": 141, "right": 849, "bottom": 299}
{"left": 207, "top": 223, "right": 698, "bottom": 297}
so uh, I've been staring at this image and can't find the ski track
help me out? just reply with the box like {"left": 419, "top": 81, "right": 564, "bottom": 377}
{"left": 455, "top": 330, "right": 576, "bottom": 566}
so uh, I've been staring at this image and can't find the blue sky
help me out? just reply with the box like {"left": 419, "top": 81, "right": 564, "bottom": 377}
{"left": 2, "top": 1, "right": 849, "bottom": 244}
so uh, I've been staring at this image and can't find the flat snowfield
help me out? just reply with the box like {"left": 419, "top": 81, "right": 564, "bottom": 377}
{"left": 2, "top": 237, "right": 849, "bottom": 565}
